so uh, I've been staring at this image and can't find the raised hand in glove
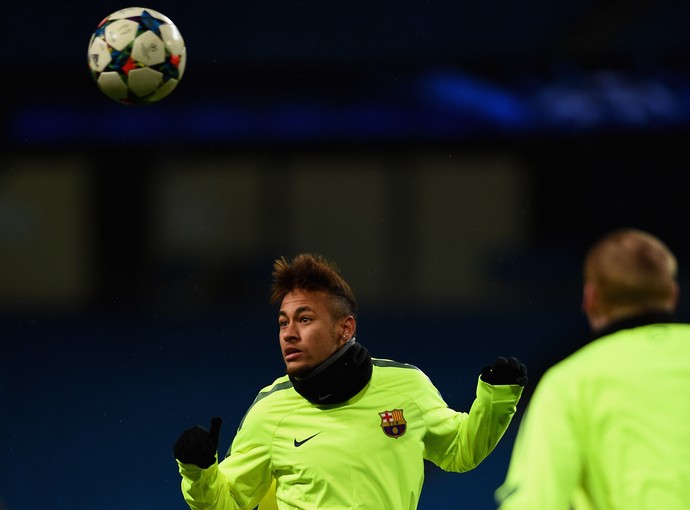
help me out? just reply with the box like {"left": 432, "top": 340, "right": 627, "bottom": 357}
{"left": 481, "top": 356, "right": 528, "bottom": 386}
{"left": 174, "top": 416, "right": 223, "bottom": 468}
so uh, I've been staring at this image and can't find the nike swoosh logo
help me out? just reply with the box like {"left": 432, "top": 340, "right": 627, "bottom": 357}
{"left": 294, "top": 432, "right": 320, "bottom": 447}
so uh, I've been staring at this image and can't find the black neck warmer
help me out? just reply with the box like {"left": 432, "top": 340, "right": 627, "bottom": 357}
{"left": 289, "top": 338, "right": 373, "bottom": 405}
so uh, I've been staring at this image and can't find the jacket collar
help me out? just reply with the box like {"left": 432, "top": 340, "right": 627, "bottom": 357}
{"left": 592, "top": 311, "right": 676, "bottom": 341}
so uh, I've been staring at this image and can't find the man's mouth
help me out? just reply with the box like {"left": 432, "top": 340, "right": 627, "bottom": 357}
{"left": 284, "top": 348, "right": 301, "bottom": 361}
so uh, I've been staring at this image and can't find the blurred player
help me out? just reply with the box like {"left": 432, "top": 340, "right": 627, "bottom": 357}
{"left": 496, "top": 228, "right": 690, "bottom": 509}
{"left": 174, "top": 252, "right": 528, "bottom": 509}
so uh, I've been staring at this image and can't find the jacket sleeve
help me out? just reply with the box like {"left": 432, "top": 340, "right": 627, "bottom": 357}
{"left": 178, "top": 457, "right": 241, "bottom": 510}
{"left": 178, "top": 407, "right": 274, "bottom": 510}
{"left": 423, "top": 374, "right": 523, "bottom": 472}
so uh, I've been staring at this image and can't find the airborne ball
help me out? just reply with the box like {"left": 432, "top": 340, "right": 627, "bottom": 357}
{"left": 87, "top": 7, "right": 187, "bottom": 105}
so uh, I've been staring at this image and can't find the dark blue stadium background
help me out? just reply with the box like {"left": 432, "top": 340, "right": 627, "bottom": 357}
{"left": 2, "top": 1, "right": 690, "bottom": 509}
{"left": 2, "top": 309, "right": 588, "bottom": 510}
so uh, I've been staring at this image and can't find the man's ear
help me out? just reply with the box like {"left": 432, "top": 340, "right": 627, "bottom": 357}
{"left": 582, "top": 282, "right": 604, "bottom": 330}
{"left": 339, "top": 315, "right": 356, "bottom": 341}
{"left": 582, "top": 282, "right": 595, "bottom": 316}
{"left": 670, "top": 281, "right": 679, "bottom": 309}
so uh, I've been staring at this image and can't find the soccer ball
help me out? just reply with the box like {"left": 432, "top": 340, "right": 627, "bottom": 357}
{"left": 87, "top": 7, "right": 187, "bottom": 105}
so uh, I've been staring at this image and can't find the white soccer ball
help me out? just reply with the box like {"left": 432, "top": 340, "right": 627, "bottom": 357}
{"left": 87, "top": 7, "right": 187, "bottom": 105}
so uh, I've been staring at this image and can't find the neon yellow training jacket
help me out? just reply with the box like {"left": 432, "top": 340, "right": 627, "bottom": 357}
{"left": 178, "top": 358, "right": 523, "bottom": 509}
{"left": 496, "top": 322, "right": 690, "bottom": 510}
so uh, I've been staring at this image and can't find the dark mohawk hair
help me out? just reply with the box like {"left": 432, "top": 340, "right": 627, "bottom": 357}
{"left": 270, "top": 253, "right": 357, "bottom": 317}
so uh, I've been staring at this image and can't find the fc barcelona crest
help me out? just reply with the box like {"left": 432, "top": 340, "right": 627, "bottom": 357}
{"left": 379, "top": 409, "right": 407, "bottom": 439}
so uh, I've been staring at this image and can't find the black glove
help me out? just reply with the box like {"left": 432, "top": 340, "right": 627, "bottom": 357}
{"left": 481, "top": 356, "right": 528, "bottom": 386}
{"left": 174, "top": 417, "right": 223, "bottom": 468}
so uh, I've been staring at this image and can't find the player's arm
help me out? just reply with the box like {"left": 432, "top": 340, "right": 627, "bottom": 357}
{"left": 175, "top": 417, "right": 241, "bottom": 510}
{"left": 422, "top": 358, "right": 526, "bottom": 472}
{"left": 174, "top": 417, "right": 272, "bottom": 510}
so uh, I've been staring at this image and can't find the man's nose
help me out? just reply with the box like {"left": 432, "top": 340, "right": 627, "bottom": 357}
{"left": 282, "top": 322, "right": 298, "bottom": 341}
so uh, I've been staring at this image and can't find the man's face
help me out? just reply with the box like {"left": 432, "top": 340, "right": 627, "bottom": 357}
{"left": 278, "top": 289, "right": 349, "bottom": 377}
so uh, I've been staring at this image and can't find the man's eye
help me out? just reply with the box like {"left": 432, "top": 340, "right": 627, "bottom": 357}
{"left": 300, "top": 316, "right": 312, "bottom": 323}
{"left": 278, "top": 320, "right": 288, "bottom": 328}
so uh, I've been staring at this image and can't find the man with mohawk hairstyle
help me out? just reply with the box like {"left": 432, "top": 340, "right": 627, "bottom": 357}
{"left": 175, "top": 253, "right": 527, "bottom": 510}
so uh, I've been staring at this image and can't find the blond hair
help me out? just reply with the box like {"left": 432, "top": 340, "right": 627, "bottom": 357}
{"left": 584, "top": 228, "right": 677, "bottom": 317}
